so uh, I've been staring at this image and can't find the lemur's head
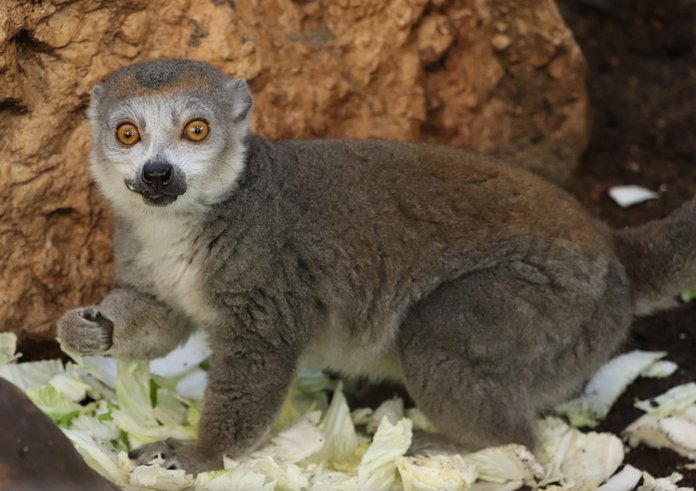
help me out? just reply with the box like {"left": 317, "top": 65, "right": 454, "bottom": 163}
{"left": 88, "top": 59, "right": 252, "bottom": 214}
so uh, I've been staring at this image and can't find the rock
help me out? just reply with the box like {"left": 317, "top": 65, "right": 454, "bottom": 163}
{"left": 491, "top": 34, "right": 513, "bottom": 51}
{"left": 0, "top": 0, "right": 588, "bottom": 343}
{"left": 0, "top": 379, "right": 120, "bottom": 491}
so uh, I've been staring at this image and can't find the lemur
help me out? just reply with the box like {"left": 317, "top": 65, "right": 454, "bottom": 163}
{"left": 57, "top": 58, "right": 696, "bottom": 472}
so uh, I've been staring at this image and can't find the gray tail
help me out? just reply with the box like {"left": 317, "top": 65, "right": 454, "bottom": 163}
{"left": 614, "top": 197, "right": 696, "bottom": 315}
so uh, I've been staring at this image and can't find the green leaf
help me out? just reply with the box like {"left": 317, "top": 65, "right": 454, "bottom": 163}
{"left": 680, "top": 290, "right": 696, "bottom": 302}
{"left": 25, "top": 384, "right": 82, "bottom": 426}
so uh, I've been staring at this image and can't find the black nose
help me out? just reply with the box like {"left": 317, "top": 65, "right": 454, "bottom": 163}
{"left": 141, "top": 161, "right": 173, "bottom": 187}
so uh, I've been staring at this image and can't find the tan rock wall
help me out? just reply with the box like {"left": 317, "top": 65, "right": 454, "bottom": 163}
{"left": 0, "top": 0, "right": 588, "bottom": 343}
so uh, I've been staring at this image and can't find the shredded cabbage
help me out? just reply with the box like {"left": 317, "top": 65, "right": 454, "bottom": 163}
{"left": 555, "top": 351, "right": 667, "bottom": 427}
{"left": 1, "top": 333, "right": 692, "bottom": 490}
{"left": 357, "top": 417, "right": 412, "bottom": 490}
{"left": 396, "top": 454, "right": 477, "bottom": 491}
{"left": 634, "top": 383, "right": 696, "bottom": 417}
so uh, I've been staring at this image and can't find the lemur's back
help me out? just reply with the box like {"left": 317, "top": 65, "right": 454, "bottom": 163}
{"left": 276, "top": 137, "right": 607, "bottom": 254}
{"left": 263, "top": 136, "right": 614, "bottom": 286}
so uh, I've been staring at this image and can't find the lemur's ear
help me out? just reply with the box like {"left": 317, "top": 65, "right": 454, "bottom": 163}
{"left": 225, "top": 78, "right": 253, "bottom": 122}
{"left": 87, "top": 85, "right": 104, "bottom": 121}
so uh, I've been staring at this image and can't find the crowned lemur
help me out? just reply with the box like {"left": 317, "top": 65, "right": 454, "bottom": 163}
{"left": 57, "top": 59, "right": 696, "bottom": 472}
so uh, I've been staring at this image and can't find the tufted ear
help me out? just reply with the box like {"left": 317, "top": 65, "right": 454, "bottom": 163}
{"left": 225, "top": 78, "right": 253, "bottom": 122}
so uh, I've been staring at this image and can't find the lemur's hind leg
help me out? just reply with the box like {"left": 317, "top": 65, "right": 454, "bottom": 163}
{"left": 398, "top": 260, "right": 631, "bottom": 450}
{"left": 400, "top": 297, "right": 535, "bottom": 450}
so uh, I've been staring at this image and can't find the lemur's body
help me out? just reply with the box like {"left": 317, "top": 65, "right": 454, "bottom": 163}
{"left": 59, "top": 59, "right": 696, "bottom": 471}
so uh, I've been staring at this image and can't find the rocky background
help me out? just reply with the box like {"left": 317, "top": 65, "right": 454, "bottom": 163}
{"left": 0, "top": 0, "right": 589, "bottom": 348}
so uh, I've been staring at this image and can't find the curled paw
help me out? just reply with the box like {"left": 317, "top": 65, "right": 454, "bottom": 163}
{"left": 57, "top": 307, "right": 114, "bottom": 354}
{"left": 129, "top": 439, "right": 220, "bottom": 474}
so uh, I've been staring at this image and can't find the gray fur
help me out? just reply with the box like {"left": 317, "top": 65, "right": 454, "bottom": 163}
{"left": 614, "top": 199, "right": 696, "bottom": 314}
{"left": 57, "top": 59, "right": 696, "bottom": 473}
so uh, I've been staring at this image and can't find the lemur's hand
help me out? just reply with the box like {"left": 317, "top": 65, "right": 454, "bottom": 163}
{"left": 129, "top": 439, "right": 222, "bottom": 474}
{"left": 57, "top": 307, "right": 114, "bottom": 354}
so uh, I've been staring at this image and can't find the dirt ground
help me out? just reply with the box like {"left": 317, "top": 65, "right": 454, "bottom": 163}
{"left": 559, "top": 0, "right": 696, "bottom": 483}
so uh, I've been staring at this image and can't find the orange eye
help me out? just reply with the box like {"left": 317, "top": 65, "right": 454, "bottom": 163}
{"left": 183, "top": 120, "right": 209, "bottom": 142}
{"left": 116, "top": 123, "right": 140, "bottom": 145}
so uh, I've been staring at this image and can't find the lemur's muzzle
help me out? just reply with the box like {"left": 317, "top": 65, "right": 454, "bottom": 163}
{"left": 125, "top": 160, "right": 187, "bottom": 207}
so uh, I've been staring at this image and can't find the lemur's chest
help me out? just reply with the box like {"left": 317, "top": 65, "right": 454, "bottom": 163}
{"left": 133, "top": 220, "right": 217, "bottom": 325}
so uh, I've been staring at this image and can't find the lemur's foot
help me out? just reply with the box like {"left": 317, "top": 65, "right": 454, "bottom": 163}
{"left": 57, "top": 307, "right": 114, "bottom": 354}
{"left": 129, "top": 439, "right": 222, "bottom": 474}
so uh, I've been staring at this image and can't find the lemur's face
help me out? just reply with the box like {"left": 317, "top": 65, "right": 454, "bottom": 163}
{"left": 88, "top": 60, "right": 252, "bottom": 214}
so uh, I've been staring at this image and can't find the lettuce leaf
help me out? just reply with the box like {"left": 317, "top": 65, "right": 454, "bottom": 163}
{"left": 634, "top": 383, "right": 696, "bottom": 417}
{"left": 195, "top": 468, "right": 275, "bottom": 490}
{"left": 116, "top": 360, "right": 157, "bottom": 427}
{"left": 257, "top": 413, "right": 325, "bottom": 464}
{"left": 129, "top": 460, "right": 195, "bottom": 490}
{"left": 357, "top": 417, "right": 412, "bottom": 491}
{"left": 624, "top": 408, "right": 696, "bottom": 460}
{"left": 25, "top": 384, "right": 83, "bottom": 425}
{"left": 311, "top": 383, "right": 364, "bottom": 467}
{"left": 535, "top": 417, "right": 623, "bottom": 488}
{"left": 5, "top": 326, "right": 693, "bottom": 491}
{"left": 555, "top": 351, "right": 667, "bottom": 427}
{"left": 638, "top": 471, "right": 691, "bottom": 491}
{"left": 0, "top": 332, "right": 19, "bottom": 365}
{"left": 0, "top": 358, "right": 65, "bottom": 391}
{"left": 396, "top": 454, "right": 477, "bottom": 491}
{"left": 463, "top": 444, "right": 545, "bottom": 486}
{"left": 62, "top": 429, "right": 129, "bottom": 486}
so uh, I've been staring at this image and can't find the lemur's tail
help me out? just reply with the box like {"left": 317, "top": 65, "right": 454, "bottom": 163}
{"left": 614, "top": 197, "right": 696, "bottom": 315}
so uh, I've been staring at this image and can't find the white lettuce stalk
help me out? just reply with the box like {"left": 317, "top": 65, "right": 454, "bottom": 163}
{"left": 555, "top": 351, "right": 667, "bottom": 427}
{"left": 597, "top": 465, "right": 643, "bottom": 491}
